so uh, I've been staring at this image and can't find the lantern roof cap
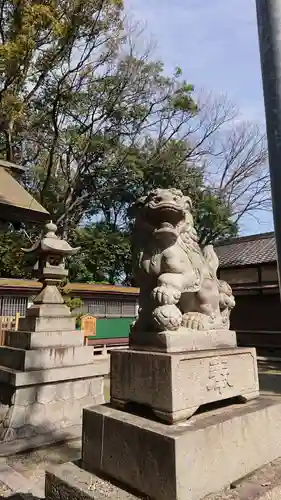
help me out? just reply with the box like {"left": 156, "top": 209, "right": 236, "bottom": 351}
{"left": 22, "top": 221, "right": 80, "bottom": 256}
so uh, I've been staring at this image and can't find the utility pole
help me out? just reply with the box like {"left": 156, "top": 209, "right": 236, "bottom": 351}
{"left": 255, "top": 0, "right": 281, "bottom": 285}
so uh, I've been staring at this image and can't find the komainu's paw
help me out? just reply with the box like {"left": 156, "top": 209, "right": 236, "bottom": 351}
{"left": 152, "top": 304, "right": 182, "bottom": 331}
{"left": 181, "top": 313, "right": 210, "bottom": 330}
{"left": 152, "top": 286, "right": 181, "bottom": 306}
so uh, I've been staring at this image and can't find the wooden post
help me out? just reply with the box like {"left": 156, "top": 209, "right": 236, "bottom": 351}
{"left": 81, "top": 314, "right": 97, "bottom": 346}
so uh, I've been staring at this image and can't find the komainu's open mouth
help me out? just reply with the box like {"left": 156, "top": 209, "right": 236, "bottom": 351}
{"left": 149, "top": 201, "right": 183, "bottom": 212}
{"left": 150, "top": 205, "right": 184, "bottom": 227}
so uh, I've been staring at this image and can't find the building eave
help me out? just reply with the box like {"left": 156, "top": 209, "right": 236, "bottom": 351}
{"left": 0, "top": 164, "right": 50, "bottom": 224}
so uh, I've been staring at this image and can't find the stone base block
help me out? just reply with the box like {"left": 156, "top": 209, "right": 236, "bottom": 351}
{"left": 0, "top": 369, "right": 106, "bottom": 455}
{"left": 0, "top": 344, "right": 95, "bottom": 371}
{"left": 110, "top": 347, "right": 259, "bottom": 423}
{"left": 18, "top": 315, "right": 76, "bottom": 333}
{"left": 45, "top": 461, "right": 140, "bottom": 500}
{"left": 82, "top": 398, "right": 281, "bottom": 500}
{"left": 5, "top": 329, "right": 84, "bottom": 349}
{"left": 0, "top": 358, "right": 109, "bottom": 386}
{"left": 26, "top": 303, "right": 71, "bottom": 317}
{"left": 130, "top": 327, "right": 237, "bottom": 352}
{"left": 46, "top": 453, "right": 281, "bottom": 500}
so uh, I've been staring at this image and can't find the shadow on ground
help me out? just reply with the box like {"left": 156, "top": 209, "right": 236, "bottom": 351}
{"left": 259, "top": 373, "right": 281, "bottom": 395}
{"left": 258, "top": 360, "right": 281, "bottom": 396}
{"left": 1, "top": 494, "right": 41, "bottom": 500}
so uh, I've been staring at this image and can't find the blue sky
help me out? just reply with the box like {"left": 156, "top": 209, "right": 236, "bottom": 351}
{"left": 125, "top": 0, "right": 274, "bottom": 235}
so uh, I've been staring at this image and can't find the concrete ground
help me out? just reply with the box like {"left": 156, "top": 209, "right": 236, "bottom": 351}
{"left": 0, "top": 361, "right": 281, "bottom": 499}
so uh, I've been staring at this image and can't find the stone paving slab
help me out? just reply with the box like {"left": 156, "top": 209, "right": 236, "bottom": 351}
{"left": 45, "top": 461, "right": 146, "bottom": 500}
{"left": 7, "top": 439, "right": 81, "bottom": 490}
{"left": 206, "top": 456, "right": 281, "bottom": 499}
{"left": 0, "top": 439, "right": 81, "bottom": 498}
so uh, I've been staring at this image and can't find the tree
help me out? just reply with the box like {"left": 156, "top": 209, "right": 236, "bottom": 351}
{"left": 204, "top": 120, "right": 270, "bottom": 224}
{"left": 194, "top": 190, "right": 237, "bottom": 245}
{"left": 0, "top": 0, "right": 270, "bottom": 282}
{"left": 0, "top": 0, "right": 200, "bottom": 236}
{"left": 0, "top": 226, "right": 35, "bottom": 278}
{"left": 24, "top": 90, "right": 268, "bottom": 239}
{"left": 24, "top": 61, "right": 199, "bottom": 236}
{"left": 63, "top": 179, "right": 237, "bottom": 285}
{"left": 0, "top": 0, "right": 124, "bottom": 160}
{"left": 0, "top": 0, "right": 269, "bottom": 234}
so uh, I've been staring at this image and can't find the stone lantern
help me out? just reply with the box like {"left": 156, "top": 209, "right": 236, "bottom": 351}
{"left": 22, "top": 221, "right": 80, "bottom": 317}
{"left": 0, "top": 221, "right": 108, "bottom": 456}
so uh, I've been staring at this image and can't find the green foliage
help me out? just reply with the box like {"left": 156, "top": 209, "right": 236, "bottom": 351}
{"left": 63, "top": 294, "right": 84, "bottom": 329}
{"left": 68, "top": 223, "right": 131, "bottom": 284}
{"left": 194, "top": 191, "right": 238, "bottom": 245}
{"left": 67, "top": 185, "right": 237, "bottom": 285}
{"left": 0, "top": 227, "right": 36, "bottom": 278}
{"left": 0, "top": 0, "right": 124, "bottom": 160}
{"left": 63, "top": 296, "right": 84, "bottom": 312}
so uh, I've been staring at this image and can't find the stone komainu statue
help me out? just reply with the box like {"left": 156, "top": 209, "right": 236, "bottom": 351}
{"left": 131, "top": 188, "right": 235, "bottom": 333}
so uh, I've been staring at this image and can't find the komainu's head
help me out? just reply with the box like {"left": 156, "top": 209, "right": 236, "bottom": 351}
{"left": 135, "top": 188, "right": 192, "bottom": 237}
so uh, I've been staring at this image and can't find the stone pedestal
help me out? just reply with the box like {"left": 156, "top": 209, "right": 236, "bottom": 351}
{"left": 110, "top": 347, "right": 259, "bottom": 423}
{"left": 45, "top": 398, "right": 281, "bottom": 500}
{"left": 0, "top": 306, "right": 109, "bottom": 455}
{"left": 44, "top": 335, "right": 267, "bottom": 500}
{"left": 79, "top": 398, "right": 281, "bottom": 500}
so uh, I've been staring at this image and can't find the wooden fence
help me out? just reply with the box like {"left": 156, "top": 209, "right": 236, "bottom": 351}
{"left": 0, "top": 313, "right": 20, "bottom": 345}
{"left": 87, "top": 337, "right": 129, "bottom": 356}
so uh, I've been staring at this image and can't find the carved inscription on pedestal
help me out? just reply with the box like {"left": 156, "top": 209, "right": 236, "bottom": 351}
{"left": 206, "top": 357, "right": 233, "bottom": 395}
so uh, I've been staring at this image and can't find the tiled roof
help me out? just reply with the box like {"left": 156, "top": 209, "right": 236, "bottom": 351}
{"left": 215, "top": 232, "right": 276, "bottom": 268}
{"left": 0, "top": 278, "right": 41, "bottom": 289}
{"left": 0, "top": 278, "right": 139, "bottom": 295}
